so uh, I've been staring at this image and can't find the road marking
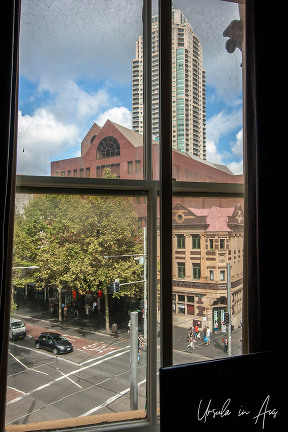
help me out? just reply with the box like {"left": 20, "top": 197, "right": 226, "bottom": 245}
{"left": 9, "top": 342, "right": 79, "bottom": 366}
{"left": 56, "top": 368, "right": 82, "bottom": 389}
{"left": 7, "top": 386, "right": 25, "bottom": 395}
{"left": 80, "top": 378, "right": 147, "bottom": 417}
{"left": 9, "top": 351, "right": 48, "bottom": 376}
{"left": 7, "top": 349, "right": 130, "bottom": 405}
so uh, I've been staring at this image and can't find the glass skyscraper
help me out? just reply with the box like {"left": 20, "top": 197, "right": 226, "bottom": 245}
{"left": 132, "top": 9, "right": 206, "bottom": 159}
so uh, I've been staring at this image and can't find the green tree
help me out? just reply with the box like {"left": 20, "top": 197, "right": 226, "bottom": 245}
{"left": 13, "top": 188, "right": 143, "bottom": 331}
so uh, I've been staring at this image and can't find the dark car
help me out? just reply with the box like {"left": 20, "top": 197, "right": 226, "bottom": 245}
{"left": 35, "top": 332, "right": 73, "bottom": 355}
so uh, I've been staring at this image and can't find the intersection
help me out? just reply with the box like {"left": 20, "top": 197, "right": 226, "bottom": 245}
{"left": 6, "top": 311, "right": 242, "bottom": 426}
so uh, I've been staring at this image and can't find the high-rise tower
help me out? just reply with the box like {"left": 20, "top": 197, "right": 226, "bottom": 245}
{"left": 132, "top": 9, "right": 206, "bottom": 159}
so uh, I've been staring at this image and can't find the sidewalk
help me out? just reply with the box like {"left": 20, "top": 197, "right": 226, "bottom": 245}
{"left": 173, "top": 324, "right": 243, "bottom": 359}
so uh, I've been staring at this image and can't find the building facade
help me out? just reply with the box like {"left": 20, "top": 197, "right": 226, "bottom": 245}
{"left": 132, "top": 9, "right": 206, "bottom": 159}
{"left": 168, "top": 202, "right": 244, "bottom": 331}
{"left": 51, "top": 120, "right": 242, "bottom": 185}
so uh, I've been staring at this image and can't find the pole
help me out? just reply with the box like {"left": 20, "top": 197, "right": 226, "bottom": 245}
{"left": 227, "top": 263, "right": 232, "bottom": 356}
{"left": 143, "top": 227, "right": 147, "bottom": 340}
{"left": 130, "top": 311, "right": 138, "bottom": 410}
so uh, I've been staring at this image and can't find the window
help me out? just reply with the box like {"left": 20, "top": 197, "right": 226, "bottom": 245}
{"left": 220, "top": 270, "right": 226, "bottom": 281}
{"left": 210, "top": 270, "right": 214, "bottom": 281}
{"left": 128, "top": 160, "right": 133, "bottom": 174}
{"left": 177, "top": 262, "right": 185, "bottom": 278}
{"left": 135, "top": 160, "right": 141, "bottom": 174}
{"left": 192, "top": 234, "right": 200, "bottom": 249}
{"left": 209, "top": 238, "right": 214, "bottom": 249}
{"left": 192, "top": 263, "right": 200, "bottom": 279}
{"left": 96, "top": 136, "right": 120, "bottom": 159}
{"left": 176, "top": 234, "right": 185, "bottom": 249}
{"left": 220, "top": 238, "right": 225, "bottom": 249}
{"left": 3, "top": 1, "right": 249, "bottom": 431}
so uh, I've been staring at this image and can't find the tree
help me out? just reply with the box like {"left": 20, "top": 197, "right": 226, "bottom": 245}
{"left": 12, "top": 186, "right": 143, "bottom": 331}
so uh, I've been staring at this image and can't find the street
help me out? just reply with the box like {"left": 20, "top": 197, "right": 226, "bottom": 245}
{"left": 6, "top": 312, "right": 242, "bottom": 426}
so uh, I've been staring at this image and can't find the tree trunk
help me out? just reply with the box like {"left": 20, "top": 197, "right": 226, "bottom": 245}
{"left": 104, "top": 288, "right": 109, "bottom": 333}
{"left": 58, "top": 288, "right": 62, "bottom": 323}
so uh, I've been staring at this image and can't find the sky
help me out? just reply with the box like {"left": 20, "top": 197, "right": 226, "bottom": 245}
{"left": 17, "top": 0, "right": 243, "bottom": 176}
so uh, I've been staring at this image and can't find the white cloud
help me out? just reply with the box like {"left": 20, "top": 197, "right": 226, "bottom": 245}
{"left": 227, "top": 160, "right": 243, "bottom": 175}
{"left": 37, "top": 79, "right": 111, "bottom": 124}
{"left": 231, "top": 128, "right": 243, "bottom": 158}
{"left": 17, "top": 109, "right": 80, "bottom": 175}
{"left": 205, "top": 110, "right": 243, "bottom": 174}
{"left": 206, "top": 108, "right": 242, "bottom": 162}
{"left": 96, "top": 106, "right": 132, "bottom": 129}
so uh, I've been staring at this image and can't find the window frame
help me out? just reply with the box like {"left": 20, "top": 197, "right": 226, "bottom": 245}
{"left": 3, "top": 1, "right": 247, "bottom": 431}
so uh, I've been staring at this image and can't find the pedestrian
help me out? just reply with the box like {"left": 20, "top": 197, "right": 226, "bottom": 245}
{"left": 206, "top": 326, "right": 211, "bottom": 345}
{"left": 63, "top": 306, "right": 67, "bottom": 319}
{"left": 92, "top": 300, "right": 97, "bottom": 314}
{"left": 223, "top": 334, "right": 228, "bottom": 354}
{"left": 187, "top": 327, "right": 193, "bottom": 347}
{"left": 214, "top": 321, "right": 218, "bottom": 333}
{"left": 203, "top": 326, "right": 207, "bottom": 340}
{"left": 189, "top": 336, "right": 195, "bottom": 349}
{"left": 195, "top": 325, "right": 199, "bottom": 340}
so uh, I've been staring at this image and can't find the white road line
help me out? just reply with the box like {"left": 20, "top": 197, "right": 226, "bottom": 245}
{"left": 7, "top": 386, "right": 25, "bottom": 395}
{"left": 9, "top": 351, "right": 48, "bottom": 376}
{"left": 80, "top": 378, "right": 147, "bottom": 417}
{"left": 56, "top": 368, "right": 82, "bottom": 389}
{"left": 9, "top": 342, "right": 79, "bottom": 366}
{"left": 7, "top": 349, "right": 130, "bottom": 405}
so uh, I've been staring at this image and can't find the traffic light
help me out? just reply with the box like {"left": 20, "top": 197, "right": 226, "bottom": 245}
{"left": 97, "top": 289, "right": 102, "bottom": 298}
{"left": 224, "top": 312, "right": 230, "bottom": 324}
{"left": 108, "top": 281, "right": 120, "bottom": 294}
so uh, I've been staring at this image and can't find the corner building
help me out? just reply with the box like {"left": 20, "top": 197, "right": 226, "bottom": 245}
{"left": 169, "top": 202, "right": 244, "bottom": 331}
{"left": 132, "top": 9, "right": 206, "bottom": 159}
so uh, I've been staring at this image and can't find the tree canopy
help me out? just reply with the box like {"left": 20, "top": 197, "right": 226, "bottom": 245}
{"left": 13, "top": 189, "right": 144, "bottom": 329}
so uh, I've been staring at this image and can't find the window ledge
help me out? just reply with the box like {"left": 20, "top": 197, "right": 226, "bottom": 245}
{"left": 5, "top": 410, "right": 147, "bottom": 432}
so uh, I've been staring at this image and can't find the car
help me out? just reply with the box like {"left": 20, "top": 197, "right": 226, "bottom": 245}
{"left": 10, "top": 318, "right": 26, "bottom": 340}
{"left": 35, "top": 332, "right": 73, "bottom": 355}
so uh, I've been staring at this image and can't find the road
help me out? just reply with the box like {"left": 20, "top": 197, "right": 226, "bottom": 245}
{"left": 5, "top": 315, "right": 242, "bottom": 426}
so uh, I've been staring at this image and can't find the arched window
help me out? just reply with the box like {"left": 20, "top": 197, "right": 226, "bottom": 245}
{"left": 96, "top": 136, "right": 120, "bottom": 159}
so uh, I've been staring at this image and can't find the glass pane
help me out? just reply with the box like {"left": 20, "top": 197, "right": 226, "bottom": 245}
{"left": 172, "top": 197, "right": 244, "bottom": 365}
{"left": 171, "top": 0, "right": 243, "bottom": 183}
{"left": 7, "top": 192, "right": 148, "bottom": 425}
{"left": 17, "top": 0, "right": 144, "bottom": 180}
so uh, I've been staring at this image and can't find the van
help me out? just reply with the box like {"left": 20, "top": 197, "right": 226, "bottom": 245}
{"left": 10, "top": 318, "right": 26, "bottom": 340}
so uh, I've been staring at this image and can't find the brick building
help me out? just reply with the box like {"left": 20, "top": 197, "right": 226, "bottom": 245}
{"left": 51, "top": 120, "right": 243, "bottom": 185}
{"left": 51, "top": 120, "right": 244, "bottom": 330}
{"left": 169, "top": 202, "right": 244, "bottom": 331}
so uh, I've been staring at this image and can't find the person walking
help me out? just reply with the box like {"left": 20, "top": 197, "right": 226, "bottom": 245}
{"left": 223, "top": 334, "right": 228, "bottom": 354}
{"left": 195, "top": 325, "right": 199, "bottom": 340}
{"left": 187, "top": 327, "right": 193, "bottom": 347}
{"left": 214, "top": 321, "right": 218, "bottom": 333}
{"left": 206, "top": 326, "right": 211, "bottom": 345}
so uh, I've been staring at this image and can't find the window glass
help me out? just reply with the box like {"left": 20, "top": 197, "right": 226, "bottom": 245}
{"left": 171, "top": 0, "right": 243, "bottom": 183}
{"left": 7, "top": 192, "right": 148, "bottom": 426}
{"left": 17, "top": 0, "right": 143, "bottom": 180}
{"left": 172, "top": 197, "right": 244, "bottom": 365}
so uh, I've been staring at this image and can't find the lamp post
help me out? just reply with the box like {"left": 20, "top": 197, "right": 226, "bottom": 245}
{"left": 104, "top": 227, "right": 147, "bottom": 339}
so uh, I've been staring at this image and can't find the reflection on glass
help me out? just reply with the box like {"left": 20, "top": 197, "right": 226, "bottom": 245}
{"left": 7, "top": 193, "right": 147, "bottom": 425}
{"left": 172, "top": 197, "right": 244, "bottom": 365}
{"left": 17, "top": 0, "right": 143, "bottom": 178}
{"left": 171, "top": 0, "right": 244, "bottom": 182}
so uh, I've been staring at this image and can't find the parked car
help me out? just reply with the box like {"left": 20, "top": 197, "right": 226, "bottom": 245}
{"left": 10, "top": 318, "right": 26, "bottom": 340}
{"left": 35, "top": 332, "right": 73, "bottom": 355}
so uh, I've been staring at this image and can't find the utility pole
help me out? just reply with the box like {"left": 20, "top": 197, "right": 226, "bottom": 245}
{"left": 227, "top": 263, "right": 232, "bottom": 356}
{"left": 143, "top": 227, "right": 147, "bottom": 340}
{"left": 130, "top": 311, "right": 138, "bottom": 410}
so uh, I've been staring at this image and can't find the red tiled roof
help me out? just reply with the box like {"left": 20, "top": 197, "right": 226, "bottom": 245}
{"left": 189, "top": 206, "right": 234, "bottom": 232}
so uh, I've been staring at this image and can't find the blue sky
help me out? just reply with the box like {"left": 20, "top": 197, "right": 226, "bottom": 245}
{"left": 17, "top": 0, "right": 243, "bottom": 176}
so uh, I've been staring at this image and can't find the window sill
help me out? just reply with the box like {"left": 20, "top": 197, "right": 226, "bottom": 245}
{"left": 5, "top": 410, "right": 147, "bottom": 432}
